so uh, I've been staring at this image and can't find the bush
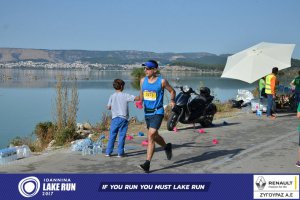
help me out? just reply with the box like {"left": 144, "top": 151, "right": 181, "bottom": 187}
{"left": 54, "top": 75, "right": 78, "bottom": 132}
{"left": 130, "top": 68, "right": 144, "bottom": 90}
{"left": 34, "top": 121, "right": 56, "bottom": 148}
{"left": 131, "top": 68, "right": 145, "bottom": 81}
{"left": 252, "top": 86, "right": 259, "bottom": 98}
{"left": 51, "top": 75, "right": 79, "bottom": 147}
{"left": 54, "top": 127, "right": 77, "bottom": 146}
{"left": 214, "top": 101, "right": 233, "bottom": 112}
{"left": 95, "top": 112, "right": 111, "bottom": 132}
{"left": 9, "top": 136, "right": 43, "bottom": 152}
{"left": 10, "top": 136, "right": 26, "bottom": 146}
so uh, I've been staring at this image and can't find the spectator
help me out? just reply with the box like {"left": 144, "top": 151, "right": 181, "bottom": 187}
{"left": 265, "top": 67, "right": 278, "bottom": 119}
{"left": 290, "top": 71, "right": 300, "bottom": 110}
{"left": 105, "top": 79, "right": 139, "bottom": 157}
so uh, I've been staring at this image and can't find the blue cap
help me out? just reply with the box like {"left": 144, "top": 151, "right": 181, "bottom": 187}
{"left": 142, "top": 60, "right": 158, "bottom": 68}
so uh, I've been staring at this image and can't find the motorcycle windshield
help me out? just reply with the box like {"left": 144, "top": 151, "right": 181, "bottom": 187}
{"left": 175, "top": 93, "right": 190, "bottom": 106}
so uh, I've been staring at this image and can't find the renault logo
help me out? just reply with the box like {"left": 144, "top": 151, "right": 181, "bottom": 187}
{"left": 256, "top": 176, "right": 266, "bottom": 190}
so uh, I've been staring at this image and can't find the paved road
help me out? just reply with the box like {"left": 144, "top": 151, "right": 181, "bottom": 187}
{"left": 1, "top": 112, "right": 299, "bottom": 173}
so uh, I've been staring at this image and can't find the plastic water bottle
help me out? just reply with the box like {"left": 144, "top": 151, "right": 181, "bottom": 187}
{"left": 81, "top": 146, "right": 88, "bottom": 156}
{"left": 22, "top": 145, "right": 31, "bottom": 158}
{"left": 87, "top": 145, "right": 93, "bottom": 155}
{"left": 0, "top": 148, "right": 17, "bottom": 165}
{"left": 93, "top": 144, "right": 103, "bottom": 155}
{"left": 15, "top": 145, "right": 31, "bottom": 159}
{"left": 0, "top": 151, "right": 3, "bottom": 165}
{"left": 256, "top": 109, "right": 262, "bottom": 117}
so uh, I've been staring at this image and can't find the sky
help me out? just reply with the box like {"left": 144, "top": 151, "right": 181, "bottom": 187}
{"left": 1, "top": 0, "right": 300, "bottom": 59}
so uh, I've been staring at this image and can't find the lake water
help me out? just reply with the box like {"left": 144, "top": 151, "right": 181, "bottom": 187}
{"left": 0, "top": 68, "right": 256, "bottom": 148}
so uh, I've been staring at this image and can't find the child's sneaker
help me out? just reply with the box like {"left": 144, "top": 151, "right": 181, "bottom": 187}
{"left": 104, "top": 154, "right": 111, "bottom": 157}
{"left": 296, "top": 161, "right": 300, "bottom": 168}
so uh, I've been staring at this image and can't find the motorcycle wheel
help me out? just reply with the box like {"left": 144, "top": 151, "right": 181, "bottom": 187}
{"left": 200, "top": 115, "right": 214, "bottom": 127}
{"left": 200, "top": 103, "right": 216, "bottom": 127}
{"left": 167, "top": 112, "right": 179, "bottom": 131}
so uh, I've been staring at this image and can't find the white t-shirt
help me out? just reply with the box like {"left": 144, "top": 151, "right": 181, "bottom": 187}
{"left": 107, "top": 92, "right": 135, "bottom": 120}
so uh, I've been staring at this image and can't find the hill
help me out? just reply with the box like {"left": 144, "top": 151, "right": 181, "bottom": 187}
{"left": 0, "top": 48, "right": 227, "bottom": 65}
{"left": 1, "top": 48, "right": 299, "bottom": 72}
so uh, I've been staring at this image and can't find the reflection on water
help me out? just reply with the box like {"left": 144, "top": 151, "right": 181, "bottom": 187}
{"left": 0, "top": 68, "right": 257, "bottom": 148}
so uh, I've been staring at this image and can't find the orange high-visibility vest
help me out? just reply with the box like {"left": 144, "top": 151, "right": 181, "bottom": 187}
{"left": 265, "top": 74, "right": 275, "bottom": 94}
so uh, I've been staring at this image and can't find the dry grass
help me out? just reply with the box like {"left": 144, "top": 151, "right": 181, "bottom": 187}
{"left": 214, "top": 100, "right": 240, "bottom": 119}
{"left": 214, "top": 109, "right": 240, "bottom": 119}
{"left": 53, "top": 75, "right": 79, "bottom": 145}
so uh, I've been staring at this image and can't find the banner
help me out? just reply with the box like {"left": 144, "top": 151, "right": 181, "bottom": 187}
{"left": 0, "top": 174, "right": 298, "bottom": 200}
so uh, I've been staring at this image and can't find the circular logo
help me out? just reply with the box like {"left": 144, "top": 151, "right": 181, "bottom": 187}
{"left": 18, "top": 176, "right": 40, "bottom": 198}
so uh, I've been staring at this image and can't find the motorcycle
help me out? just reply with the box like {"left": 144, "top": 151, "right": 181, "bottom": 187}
{"left": 167, "top": 85, "right": 217, "bottom": 131}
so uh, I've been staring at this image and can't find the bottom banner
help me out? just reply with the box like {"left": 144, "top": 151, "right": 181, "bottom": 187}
{"left": 0, "top": 174, "right": 298, "bottom": 200}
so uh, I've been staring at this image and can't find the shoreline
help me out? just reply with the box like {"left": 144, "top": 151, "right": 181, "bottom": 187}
{"left": 0, "top": 66, "right": 223, "bottom": 73}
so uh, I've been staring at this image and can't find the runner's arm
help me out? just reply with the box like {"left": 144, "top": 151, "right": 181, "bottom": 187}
{"left": 162, "top": 79, "right": 176, "bottom": 107}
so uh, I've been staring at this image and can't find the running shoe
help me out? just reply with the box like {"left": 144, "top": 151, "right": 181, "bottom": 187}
{"left": 165, "top": 143, "right": 173, "bottom": 160}
{"left": 139, "top": 163, "right": 150, "bottom": 173}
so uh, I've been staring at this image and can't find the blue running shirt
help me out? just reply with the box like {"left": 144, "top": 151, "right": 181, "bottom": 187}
{"left": 142, "top": 76, "right": 164, "bottom": 116}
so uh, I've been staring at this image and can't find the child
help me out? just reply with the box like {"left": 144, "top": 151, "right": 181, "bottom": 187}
{"left": 105, "top": 79, "right": 139, "bottom": 157}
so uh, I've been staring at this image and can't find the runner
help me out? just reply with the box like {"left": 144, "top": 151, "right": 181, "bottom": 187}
{"left": 138, "top": 60, "right": 176, "bottom": 173}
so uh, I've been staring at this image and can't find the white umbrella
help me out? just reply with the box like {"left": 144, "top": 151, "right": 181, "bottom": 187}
{"left": 221, "top": 42, "right": 296, "bottom": 83}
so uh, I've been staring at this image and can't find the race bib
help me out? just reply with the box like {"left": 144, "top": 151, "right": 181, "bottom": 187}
{"left": 143, "top": 90, "right": 157, "bottom": 101}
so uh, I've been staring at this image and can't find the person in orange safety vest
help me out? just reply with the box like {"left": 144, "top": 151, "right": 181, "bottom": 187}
{"left": 265, "top": 67, "right": 278, "bottom": 118}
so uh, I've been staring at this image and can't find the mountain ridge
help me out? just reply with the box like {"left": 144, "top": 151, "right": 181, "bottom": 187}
{"left": 0, "top": 48, "right": 228, "bottom": 65}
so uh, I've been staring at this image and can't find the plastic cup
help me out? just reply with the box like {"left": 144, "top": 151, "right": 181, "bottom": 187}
{"left": 198, "top": 129, "right": 205, "bottom": 134}
{"left": 138, "top": 132, "right": 144, "bottom": 136}
{"left": 212, "top": 139, "right": 219, "bottom": 145}
{"left": 141, "top": 140, "right": 148, "bottom": 146}
{"left": 135, "top": 101, "right": 143, "bottom": 109}
{"left": 126, "top": 135, "right": 134, "bottom": 140}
